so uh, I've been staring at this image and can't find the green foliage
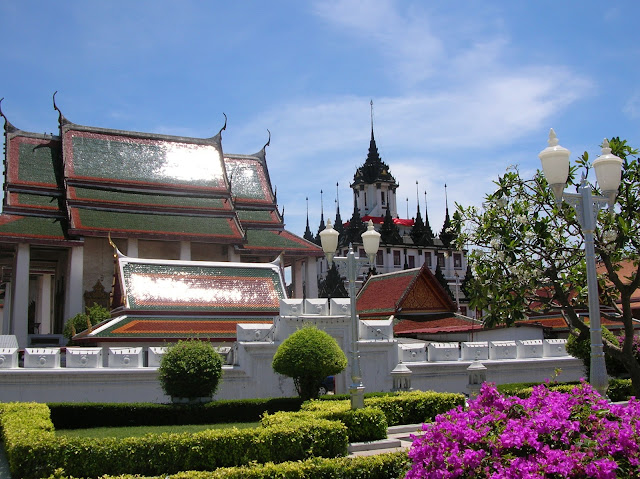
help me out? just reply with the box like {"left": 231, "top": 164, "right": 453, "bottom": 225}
{"left": 272, "top": 325, "right": 347, "bottom": 400}
{"left": 455, "top": 137, "right": 640, "bottom": 395}
{"left": 565, "top": 327, "right": 625, "bottom": 377}
{"left": 608, "top": 378, "right": 633, "bottom": 402}
{"left": 62, "top": 303, "right": 110, "bottom": 340}
{"left": 0, "top": 402, "right": 348, "bottom": 478}
{"left": 497, "top": 381, "right": 582, "bottom": 399}
{"left": 301, "top": 390, "right": 465, "bottom": 430}
{"left": 49, "top": 452, "right": 410, "bottom": 479}
{"left": 47, "top": 397, "right": 304, "bottom": 429}
{"left": 159, "top": 340, "right": 223, "bottom": 400}
{"left": 263, "top": 406, "right": 387, "bottom": 443}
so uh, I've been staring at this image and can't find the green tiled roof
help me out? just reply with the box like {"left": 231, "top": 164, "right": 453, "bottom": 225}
{"left": 5, "top": 135, "right": 61, "bottom": 188}
{"left": 12, "top": 193, "right": 60, "bottom": 210}
{"left": 121, "top": 261, "right": 285, "bottom": 312}
{"left": 69, "top": 186, "right": 228, "bottom": 210}
{"left": 244, "top": 229, "right": 323, "bottom": 253}
{"left": 0, "top": 215, "right": 66, "bottom": 240}
{"left": 70, "top": 207, "right": 243, "bottom": 239}
{"left": 237, "top": 210, "right": 281, "bottom": 224}
{"left": 225, "top": 157, "right": 273, "bottom": 203}
{"left": 16, "top": 141, "right": 61, "bottom": 186}
{"left": 66, "top": 131, "right": 227, "bottom": 190}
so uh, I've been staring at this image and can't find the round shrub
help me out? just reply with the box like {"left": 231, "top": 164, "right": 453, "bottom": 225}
{"left": 406, "top": 382, "right": 640, "bottom": 478}
{"left": 566, "top": 327, "right": 626, "bottom": 377}
{"left": 158, "top": 340, "right": 223, "bottom": 400}
{"left": 272, "top": 325, "right": 347, "bottom": 400}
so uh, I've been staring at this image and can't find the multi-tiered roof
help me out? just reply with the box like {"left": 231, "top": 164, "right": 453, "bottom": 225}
{"left": 0, "top": 99, "right": 322, "bottom": 259}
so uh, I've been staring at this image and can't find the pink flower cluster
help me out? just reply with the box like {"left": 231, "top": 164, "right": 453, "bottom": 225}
{"left": 406, "top": 382, "right": 640, "bottom": 478}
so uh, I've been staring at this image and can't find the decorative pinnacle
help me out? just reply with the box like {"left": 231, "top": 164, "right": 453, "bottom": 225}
{"left": 602, "top": 138, "right": 611, "bottom": 154}
{"left": 548, "top": 128, "right": 559, "bottom": 147}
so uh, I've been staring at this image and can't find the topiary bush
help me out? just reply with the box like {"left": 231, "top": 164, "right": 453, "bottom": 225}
{"left": 158, "top": 340, "right": 223, "bottom": 401}
{"left": 272, "top": 325, "right": 347, "bottom": 400}
{"left": 62, "top": 303, "right": 111, "bottom": 343}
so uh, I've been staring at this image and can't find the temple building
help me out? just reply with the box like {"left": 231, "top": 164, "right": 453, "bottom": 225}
{"left": 0, "top": 98, "right": 322, "bottom": 348}
{"left": 314, "top": 112, "right": 471, "bottom": 315}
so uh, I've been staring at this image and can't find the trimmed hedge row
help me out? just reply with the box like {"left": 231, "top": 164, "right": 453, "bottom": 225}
{"left": 606, "top": 378, "right": 633, "bottom": 402}
{"left": 263, "top": 405, "right": 388, "bottom": 443}
{"left": 0, "top": 403, "right": 347, "bottom": 479}
{"left": 48, "top": 397, "right": 305, "bottom": 429}
{"left": 304, "top": 390, "right": 465, "bottom": 427}
{"left": 47, "top": 452, "right": 411, "bottom": 479}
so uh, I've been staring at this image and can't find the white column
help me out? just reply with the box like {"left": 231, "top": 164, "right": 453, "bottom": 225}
{"left": 305, "top": 257, "right": 319, "bottom": 298}
{"left": 36, "top": 274, "right": 53, "bottom": 334}
{"left": 127, "top": 238, "right": 139, "bottom": 257}
{"left": 180, "top": 241, "right": 191, "bottom": 261}
{"left": 293, "top": 260, "right": 303, "bottom": 298}
{"left": 227, "top": 245, "right": 240, "bottom": 262}
{"left": 10, "top": 243, "right": 30, "bottom": 348}
{"left": 64, "top": 246, "right": 84, "bottom": 321}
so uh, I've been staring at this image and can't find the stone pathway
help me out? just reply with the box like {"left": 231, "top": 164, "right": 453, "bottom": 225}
{"left": 348, "top": 423, "right": 421, "bottom": 457}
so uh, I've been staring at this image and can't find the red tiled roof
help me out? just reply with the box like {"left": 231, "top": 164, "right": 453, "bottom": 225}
{"left": 394, "top": 316, "right": 476, "bottom": 335}
{"left": 357, "top": 263, "right": 455, "bottom": 318}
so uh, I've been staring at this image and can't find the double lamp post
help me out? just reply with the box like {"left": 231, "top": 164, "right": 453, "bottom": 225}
{"left": 538, "top": 128, "right": 623, "bottom": 397}
{"left": 319, "top": 219, "right": 381, "bottom": 409}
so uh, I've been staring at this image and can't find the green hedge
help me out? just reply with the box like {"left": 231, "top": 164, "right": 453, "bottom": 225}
{"left": 608, "top": 378, "right": 633, "bottom": 402}
{"left": 0, "top": 402, "right": 348, "bottom": 479}
{"left": 305, "top": 390, "right": 464, "bottom": 427}
{"left": 264, "top": 405, "right": 388, "bottom": 443}
{"left": 45, "top": 452, "right": 411, "bottom": 479}
{"left": 364, "top": 391, "right": 465, "bottom": 426}
{"left": 48, "top": 397, "right": 305, "bottom": 429}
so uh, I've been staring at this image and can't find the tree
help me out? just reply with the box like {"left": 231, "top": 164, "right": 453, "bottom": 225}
{"left": 272, "top": 325, "right": 347, "bottom": 400}
{"left": 63, "top": 303, "right": 110, "bottom": 343}
{"left": 455, "top": 137, "right": 640, "bottom": 396}
{"left": 158, "top": 340, "right": 223, "bottom": 401}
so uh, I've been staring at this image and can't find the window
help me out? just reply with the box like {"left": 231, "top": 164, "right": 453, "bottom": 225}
{"left": 408, "top": 255, "right": 415, "bottom": 268}
{"left": 359, "top": 248, "right": 365, "bottom": 258}
{"left": 424, "top": 253, "right": 431, "bottom": 267}
{"left": 364, "top": 192, "right": 367, "bottom": 207}
{"left": 376, "top": 250, "right": 384, "bottom": 266}
{"left": 460, "top": 306, "right": 468, "bottom": 316}
{"left": 437, "top": 253, "right": 445, "bottom": 268}
{"left": 393, "top": 250, "right": 401, "bottom": 266}
{"left": 381, "top": 191, "right": 386, "bottom": 205}
{"left": 453, "top": 253, "right": 462, "bottom": 268}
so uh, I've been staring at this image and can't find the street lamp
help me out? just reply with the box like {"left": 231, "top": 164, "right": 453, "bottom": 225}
{"left": 538, "top": 128, "right": 622, "bottom": 397}
{"left": 319, "top": 219, "right": 381, "bottom": 409}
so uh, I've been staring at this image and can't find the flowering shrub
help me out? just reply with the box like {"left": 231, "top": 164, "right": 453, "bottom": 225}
{"left": 406, "top": 382, "right": 640, "bottom": 478}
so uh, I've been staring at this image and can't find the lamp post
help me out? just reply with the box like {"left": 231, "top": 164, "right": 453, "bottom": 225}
{"left": 319, "top": 219, "right": 381, "bottom": 409}
{"left": 538, "top": 129, "right": 622, "bottom": 397}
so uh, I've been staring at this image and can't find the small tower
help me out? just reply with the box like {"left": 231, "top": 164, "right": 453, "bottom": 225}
{"left": 350, "top": 101, "right": 398, "bottom": 218}
{"left": 303, "top": 197, "right": 314, "bottom": 242}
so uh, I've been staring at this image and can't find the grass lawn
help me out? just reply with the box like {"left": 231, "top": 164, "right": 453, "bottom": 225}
{"left": 56, "top": 421, "right": 261, "bottom": 439}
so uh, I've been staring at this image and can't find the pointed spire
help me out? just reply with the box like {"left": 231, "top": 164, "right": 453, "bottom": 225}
{"left": 416, "top": 181, "right": 420, "bottom": 213}
{"left": 440, "top": 183, "right": 455, "bottom": 248}
{"left": 303, "top": 196, "right": 314, "bottom": 241}
{"left": 314, "top": 190, "right": 326, "bottom": 245}
{"left": 334, "top": 182, "right": 344, "bottom": 243}
{"left": 423, "top": 190, "right": 434, "bottom": 246}
{"left": 370, "top": 99, "right": 374, "bottom": 139}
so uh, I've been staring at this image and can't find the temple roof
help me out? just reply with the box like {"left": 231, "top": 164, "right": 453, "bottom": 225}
{"left": 357, "top": 263, "right": 455, "bottom": 319}
{"left": 1, "top": 106, "right": 322, "bottom": 258}
{"left": 76, "top": 252, "right": 286, "bottom": 343}
{"left": 351, "top": 129, "right": 397, "bottom": 188}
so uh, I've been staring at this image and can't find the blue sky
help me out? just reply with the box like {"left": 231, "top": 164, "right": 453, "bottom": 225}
{"left": 1, "top": 1, "right": 639, "bottom": 239}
